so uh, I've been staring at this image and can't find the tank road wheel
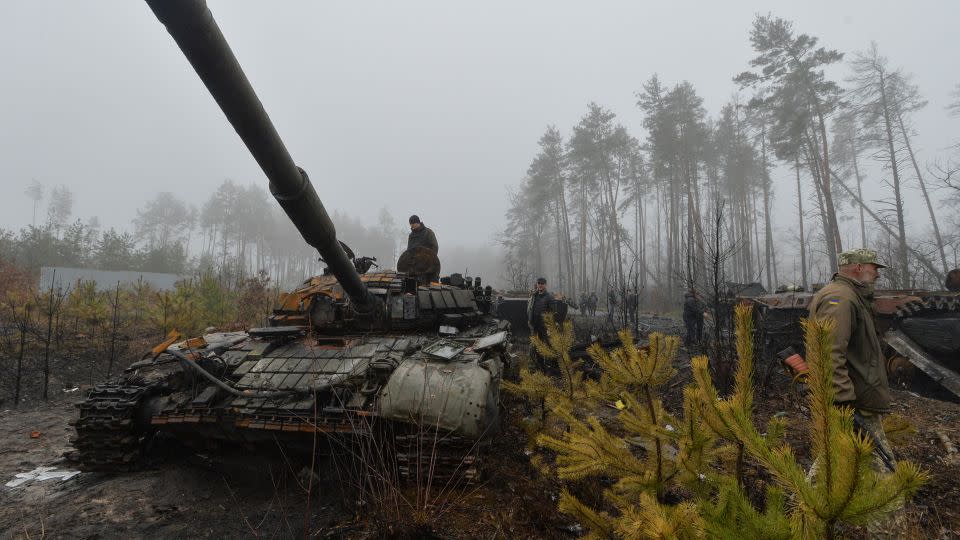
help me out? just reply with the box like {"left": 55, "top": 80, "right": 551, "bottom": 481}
{"left": 893, "top": 295, "right": 960, "bottom": 357}
{"left": 895, "top": 295, "right": 960, "bottom": 319}
{"left": 394, "top": 431, "right": 482, "bottom": 485}
{"left": 71, "top": 384, "right": 152, "bottom": 472}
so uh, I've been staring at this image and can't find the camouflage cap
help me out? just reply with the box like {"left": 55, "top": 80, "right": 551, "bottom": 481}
{"left": 837, "top": 248, "right": 886, "bottom": 268}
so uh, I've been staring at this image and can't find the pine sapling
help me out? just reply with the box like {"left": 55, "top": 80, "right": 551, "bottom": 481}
{"left": 503, "top": 313, "right": 594, "bottom": 431}
{"left": 693, "top": 305, "right": 927, "bottom": 539}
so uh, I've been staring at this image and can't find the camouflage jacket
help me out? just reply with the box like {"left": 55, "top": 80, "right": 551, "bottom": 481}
{"left": 809, "top": 274, "right": 890, "bottom": 413}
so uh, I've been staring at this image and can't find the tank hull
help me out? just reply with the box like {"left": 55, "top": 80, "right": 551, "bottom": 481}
{"left": 75, "top": 326, "right": 509, "bottom": 479}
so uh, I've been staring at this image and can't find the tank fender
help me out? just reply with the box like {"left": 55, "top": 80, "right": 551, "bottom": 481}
{"left": 379, "top": 355, "right": 500, "bottom": 439}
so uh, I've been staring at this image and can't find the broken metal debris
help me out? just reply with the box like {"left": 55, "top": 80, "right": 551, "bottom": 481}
{"left": 5, "top": 467, "right": 80, "bottom": 488}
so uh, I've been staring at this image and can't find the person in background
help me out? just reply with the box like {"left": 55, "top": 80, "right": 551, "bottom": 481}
{"left": 682, "top": 288, "right": 705, "bottom": 347}
{"left": 527, "top": 277, "right": 558, "bottom": 371}
{"left": 606, "top": 289, "right": 617, "bottom": 326}
{"left": 626, "top": 288, "right": 639, "bottom": 330}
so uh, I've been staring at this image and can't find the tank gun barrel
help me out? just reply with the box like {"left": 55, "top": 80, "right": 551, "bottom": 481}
{"left": 145, "top": 0, "right": 375, "bottom": 311}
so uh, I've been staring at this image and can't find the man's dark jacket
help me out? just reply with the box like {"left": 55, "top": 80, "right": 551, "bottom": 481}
{"left": 527, "top": 290, "right": 556, "bottom": 333}
{"left": 407, "top": 225, "right": 439, "bottom": 254}
{"left": 683, "top": 292, "right": 703, "bottom": 321}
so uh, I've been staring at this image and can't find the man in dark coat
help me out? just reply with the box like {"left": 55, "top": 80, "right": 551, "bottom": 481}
{"left": 407, "top": 215, "right": 438, "bottom": 253}
{"left": 527, "top": 277, "right": 559, "bottom": 371}
{"left": 682, "top": 289, "right": 705, "bottom": 347}
{"left": 606, "top": 289, "right": 617, "bottom": 326}
{"left": 406, "top": 215, "right": 439, "bottom": 282}
{"left": 626, "top": 288, "right": 639, "bottom": 329}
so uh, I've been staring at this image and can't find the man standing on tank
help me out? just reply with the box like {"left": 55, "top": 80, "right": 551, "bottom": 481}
{"left": 407, "top": 215, "right": 439, "bottom": 282}
{"left": 407, "top": 215, "right": 438, "bottom": 254}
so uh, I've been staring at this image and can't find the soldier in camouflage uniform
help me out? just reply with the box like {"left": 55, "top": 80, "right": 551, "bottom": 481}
{"left": 808, "top": 248, "right": 902, "bottom": 537}
{"left": 809, "top": 248, "right": 894, "bottom": 466}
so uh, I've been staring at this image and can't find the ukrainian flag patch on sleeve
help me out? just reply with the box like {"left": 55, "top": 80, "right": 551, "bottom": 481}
{"left": 827, "top": 297, "right": 840, "bottom": 305}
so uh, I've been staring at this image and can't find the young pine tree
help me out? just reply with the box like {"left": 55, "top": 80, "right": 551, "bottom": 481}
{"left": 693, "top": 304, "right": 927, "bottom": 539}
{"left": 517, "top": 303, "right": 925, "bottom": 539}
{"left": 502, "top": 313, "right": 595, "bottom": 437}
{"left": 535, "top": 329, "right": 722, "bottom": 537}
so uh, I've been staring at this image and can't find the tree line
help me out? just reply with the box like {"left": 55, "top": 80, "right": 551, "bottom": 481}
{"left": 3, "top": 179, "right": 405, "bottom": 287}
{"left": 503, "top": 14, "right": 960, "bottom": 309}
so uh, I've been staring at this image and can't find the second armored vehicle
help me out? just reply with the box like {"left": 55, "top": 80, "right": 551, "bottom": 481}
{"left": 744, "top": 284, "right": 960, "bottom": 398}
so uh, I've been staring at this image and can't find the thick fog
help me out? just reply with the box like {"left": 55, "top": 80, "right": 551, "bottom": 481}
{"left": 1, "top": 1, "right": 957, "bottom": 286}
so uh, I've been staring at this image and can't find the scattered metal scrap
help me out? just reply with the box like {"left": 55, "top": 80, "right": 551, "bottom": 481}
{"left": 5, "top": 467, "right": 80, "bottom": 488}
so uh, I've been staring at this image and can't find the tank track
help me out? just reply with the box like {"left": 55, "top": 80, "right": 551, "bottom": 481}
{"left": 895, "top": 295, "right": 960, "bottom": 319}
{"left": 71, "top": 384, "right": 151, "bottom": 471}
{"left": 395, "top": 432, "right": 481, "bottom": 484}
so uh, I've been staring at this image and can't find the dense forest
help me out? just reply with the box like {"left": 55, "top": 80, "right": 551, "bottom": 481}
{"left": 502, "top": 15, "right": 960, "bottom": 309}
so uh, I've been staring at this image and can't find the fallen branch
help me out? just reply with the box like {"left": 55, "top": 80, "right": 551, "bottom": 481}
{"left": 935, "top": 429, "right": 958, "bottom": 464}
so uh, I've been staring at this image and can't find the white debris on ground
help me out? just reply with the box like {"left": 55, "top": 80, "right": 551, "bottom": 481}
{"left": 5, "top": 467, "right": 80, "bottom": 488}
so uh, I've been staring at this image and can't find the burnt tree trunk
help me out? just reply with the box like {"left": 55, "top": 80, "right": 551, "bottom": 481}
{"left": 879, "top": 70, "right": 911, "bottom": 285}
{"left": 14, "top": 304, "right": 28, "bottom": 407}
{"left": 895, "top": 105, "right": 948, "bottom": 274}
{"left": 796, "top": 157, "right": 809, "bottom": 291}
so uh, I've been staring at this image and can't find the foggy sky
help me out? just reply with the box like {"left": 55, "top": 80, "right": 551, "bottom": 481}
{"left": 1, "top": 1, "right": 957, "bottom": 269}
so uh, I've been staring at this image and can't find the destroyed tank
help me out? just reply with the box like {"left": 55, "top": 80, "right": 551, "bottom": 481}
{"left": 72, "top": 0, "right": 510, "bottom": 483}
{"left": 742, "top": 279, "right": 960, "bottom": 398}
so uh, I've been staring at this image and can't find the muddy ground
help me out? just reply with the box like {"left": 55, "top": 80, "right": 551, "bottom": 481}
{"left": 3, "top": 341, "right": 960, "bottom": 538}
{"left": 0, "top": 394, "right": 568, "bottom": 539}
